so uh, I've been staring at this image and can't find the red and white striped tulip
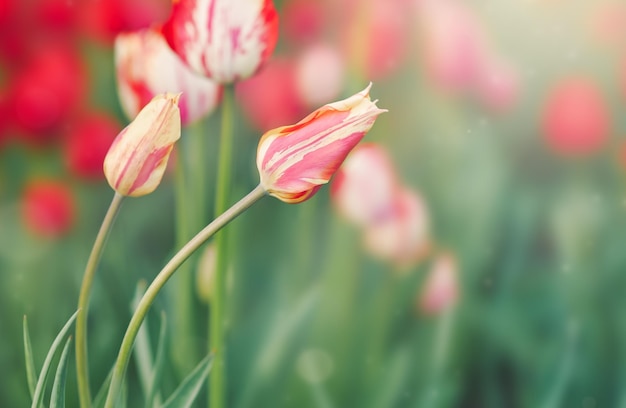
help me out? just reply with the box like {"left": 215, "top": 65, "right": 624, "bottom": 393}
{"left": 103, "top": 93, "right": 181, "bottom": 197}
{"left": 330, "top": 143, "right": 399, "bottom": 226}
{"left": 115, "top": 28, "right": 221, "bottom": 126}
{"left": 162, "top": 0, "right": 279, "bottom": 84}
{"left": 256, "top": 83, "right": 386, "bottom": 204}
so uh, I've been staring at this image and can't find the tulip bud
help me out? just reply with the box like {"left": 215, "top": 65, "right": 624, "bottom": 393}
{"left": 103, "top": 93, "right": 181, "bottom": 197}
{"left": 115, "top": 28, "right": 221, "bottom": 126}
{"left": 162, "top": 0, "right": 279, "bottom": 83}
{"left": 418, "top": 252, "right": 459, "bottom": 315}
{"left": 256, "top": 83, "right": 386, "bottom": 204}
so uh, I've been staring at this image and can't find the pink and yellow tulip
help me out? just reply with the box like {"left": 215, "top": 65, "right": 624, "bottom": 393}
{"left": 256, "top": 83, "right": 386, "bottom": 204}
{"left": 103, "top": 93, "right": 181, "bottom": 197}
{"left": 162, "top": 0, "right": 279, "bottom": 83}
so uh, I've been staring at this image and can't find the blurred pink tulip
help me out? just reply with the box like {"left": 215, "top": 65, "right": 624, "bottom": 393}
{"left": 330, "top": 143, "right": 399, "bottom": 226}
{"left": 475, "top": 56, "right": 520, "bottom": 113}
{"left": 115, "top": 28, "right": 221, "bottom": 126}
{"left": 162, "top": 0, "right": 279, "bottom": 83}
{"left": 235, "top": 58, "right": 306, "bottom": 132}
{"left": 257, "top": 83, "right": 386, "bottom": 204}
{"left": 295, "top": 44, "right": 346, "bottom": 107}
{"left": 282, "top": 0, "right": 326, "bottom": 47}
{"left": 417, "top": 0, "right": 489, "bottom": 93}
{"left": 363, "top": 187, "right": 430, "bottom": 269}
{"left": 419, "top": 252, "right": 459, "bottom": 315}
{"left": 542, "top": 77, "right": 610, "bottom": 156}
{"left": 103, "top": 93, "right": 181, "bottom": 197}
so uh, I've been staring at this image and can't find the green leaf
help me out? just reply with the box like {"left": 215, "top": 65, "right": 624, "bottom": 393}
{"left": 31, "top": 310, "right": 78, "bottom": 408}
{"left": 131, "top": 281, "right": 154, "bottom": 398}
{"left": 161, "top": 353, "right": 214, "bottom": 408}
{"left": 23, "top": 316, "right": 37, "bottom": 400}
{"left": 50, "top": 337, "right": 72, "bottom": 408}
{"left": 92, "top": 367, "right": 113, "bottom": 408}
{"left": 145, "top": 312, "right": 167, "bottom": 408}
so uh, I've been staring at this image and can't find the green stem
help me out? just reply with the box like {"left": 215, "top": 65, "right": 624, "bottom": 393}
{"left": 211, "top": 85, "right": 235, "bottom": 408}
{"left": 171, "top": 121, "right": 207, "bottom": 375}
{"left": 76, "top": 192, "right": 124, "bottom": 408}
{"left": 104, "top": 185, "right": 266, "bottom": 408}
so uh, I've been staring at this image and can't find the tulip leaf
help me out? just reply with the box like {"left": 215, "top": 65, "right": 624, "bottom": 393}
{"left": 145, "top": 312, "right": 167, "bottom": 408}
{"left": 131, "top": 281, "right": 154, "bottom": 397}
{"left": 30, "top": 310, "right": 78, "bottom": 408}
{"left": 92, "top": 367, "right": 114, "bottom": 408}
{"left": 161, "top": 353, "right": 214, "bottom": 408}
{"left": 50, "top": 337, "right": 72, "bottom": 408}
{"left": 23, "top": 316, "right": 37, "bottom": 399}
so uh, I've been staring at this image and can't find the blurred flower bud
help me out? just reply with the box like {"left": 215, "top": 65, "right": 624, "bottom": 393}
{"left": 235, "top": 58, "right": 306, "bottom": 132}
{"left": 363, "top": 187, "right": 430, "bottom": 269}
{"left": 418, "top": 252, "right": 459, "bottom": 315}
{"left": 295, "top": 44, "right": 345, "bottom": 107}
{"left": 162, "top": 0, "right": 279, "bottom": 83}
{"left": 330, "top": 143, "right": 399, "bottom": 226}
{"left": 196, "top": 243, "right": 216, "bottom": 303}
{"left": 115, "top": 28, "right": 221, "bottom": 126}
{"left": 474, "top": 56, "right": 520, "bottom": 113}
{"left": 541, "top": 77, "right": 610, "bottom": 156}
{"left": 64, "top": 111, "right": 121, "bottom": 180}
{"left": 103, "top": 93, "right": 181, "bottom": 197}
{"left": 21, "top": 178, "right": 75, "bottom": 238}
{"left": 282, "top": 0, "right": 326, "bottom": 47}
{"left": 256, "top": 83, "right": 386, "bottom": 204}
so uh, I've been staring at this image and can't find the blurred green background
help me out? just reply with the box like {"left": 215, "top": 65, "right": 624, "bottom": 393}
{"left": 2, "top": 0, "right": 626, "bottom": 407}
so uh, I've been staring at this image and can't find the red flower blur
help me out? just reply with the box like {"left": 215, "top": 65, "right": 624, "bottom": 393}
{"left": 236, "top": 58, "right": 307, "bottom": 132}
{"left": 542, "top": 77, "right": 611, "bottom": 156}
{"left": 10, "top": 43, "right": 87, "bottom": 144}
{"left": 64, "top": 111, "right": 121, "bottom": 180}
{"left": 21, "top": 179, "right": 76, "bottom": 238}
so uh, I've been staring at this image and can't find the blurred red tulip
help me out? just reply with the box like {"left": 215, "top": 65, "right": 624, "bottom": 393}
{"left": 282, "top": 0, "right": 326, "bottom": 47}
{"left": 115, "top": 28, "right": 221, "bottom": 126}
{"left": 542, "top": 77, "right": 610, "bottom": 156}
{"left": 21, "top": 179, "right": 75, "bottom": 238}
{"left": 418, "top": 252, "right": 459, "bottom": 315}
{"left": 79, "top": 0, "right": 171, "bottom": 44}
{"left": 10, "top": 44, "right": 87, "bottom": 143}
{"left": 295, "top": 43, "right": 345, "bottom": 107}
{"left": 64, "top": 111, "right": 121, "bottom": 180}
{"left": 236, "top": 58, "right": 307, "bottom": 132}
{"left": 35, "top": 0, "right": 79, "bottom": 34}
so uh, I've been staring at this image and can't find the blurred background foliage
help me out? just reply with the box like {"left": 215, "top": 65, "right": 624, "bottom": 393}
{"left": 2, "top": 0, "right": 626, "bottom": 407}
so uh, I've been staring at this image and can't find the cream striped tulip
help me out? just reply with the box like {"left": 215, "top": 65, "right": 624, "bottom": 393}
{"left": 256, "top": 83, "right": 386, "bottom": 204}
{"left": 103, "top": 93, "right": 181, "bottom": 197}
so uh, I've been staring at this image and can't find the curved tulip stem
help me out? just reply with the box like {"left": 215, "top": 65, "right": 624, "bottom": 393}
{"left": 76, "top": 192, "right": 125, "bottom": 408}
{"left": 104, "top": 185, "right": 266, "bottom": 408}
{"left": 211, "top": 84, "right": 235, "bottom": 408}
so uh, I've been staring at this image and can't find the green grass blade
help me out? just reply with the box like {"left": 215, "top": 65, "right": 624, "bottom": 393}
{"left": 92, "top": 367, "right": 114, "bottom": 408}
{"left": 162, "top": 353, "right": 214, "bottom": 408}
{"left": 145, "top": 312, "right": 167, "bottom": 408}
{"left": 50, "top": 337, "right": 72, "bottom": 408}
{"left": 131, "top": 281, "right": 154, "bottom": 397}
{"left": 23, "top": 316, "right": 37, "bottom": 399}
{"left": 31, "top": 310, "right": 78, "bottom": 408}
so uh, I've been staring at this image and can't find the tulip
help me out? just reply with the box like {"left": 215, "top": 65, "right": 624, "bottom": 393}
{"left": 256, "top": 83, "right": 386, "bottom": 204}
{"left": 162, "top": 0, "right": 279, "bottom": 83}
{"left": 21, "top": 178, "right": 76, "bottom": 238}
{"left": 115, "top": 28, "right": 221, "bottom": 125}
{"left": 418, "top": 252, "right": 459, "bottom": 315}
{"left": 103, "top": 93, "right": 181, "bottom": 197}
{"left": 330, "top": 143, "right": 399, "bottom": 226}
{"left": 363, "top": 187, "right": 430, "bottom": 269}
